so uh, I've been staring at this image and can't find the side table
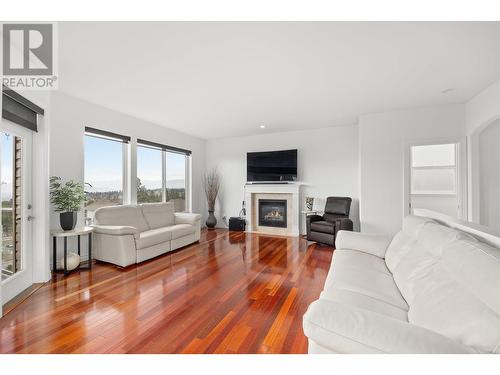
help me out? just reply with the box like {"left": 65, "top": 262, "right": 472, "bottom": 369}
{"left": 51, "top": 226, "right": 94, "bottom": 275}
{"left": 301, "top": 210, "right": 319, "bottom": 236}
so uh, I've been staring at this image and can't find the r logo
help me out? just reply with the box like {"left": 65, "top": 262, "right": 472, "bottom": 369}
{"left": 3, "top": 23, "right": 53, "bottom": 76}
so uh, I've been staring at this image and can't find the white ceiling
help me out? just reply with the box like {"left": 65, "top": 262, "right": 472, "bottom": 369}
{"left": 58, "top": 22, "right": 500, "bottom": 139}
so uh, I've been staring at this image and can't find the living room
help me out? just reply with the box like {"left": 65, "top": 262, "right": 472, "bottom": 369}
{"left": 1, "top": 1, "right": 500, "bottom": 373}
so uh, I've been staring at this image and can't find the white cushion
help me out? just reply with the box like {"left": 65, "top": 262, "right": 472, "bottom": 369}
{"left": 402, "top": 215, "right": 435, "bottom": 238}
{"left": 140, "top": 202, "right": 175, "bottom": 230}
{"left": 135, "top": 227, "right": 173, "bottom": 249}
{"left": 335, "top": 231, "right": 391, "bottom": 258}
{"left": 303, "top": 299, "right": 475, "bottom": 354}
{"left": 385, "top": 231, "right": 415, "bottom": 272}
{"left": 442, "top": 240, "right": 500, "bottom": 314}
{"left": 390, "top": 242, "right": 437, "bottom": 305}
{"left": 168, "top": 224, "right": 196, "bottom": 239}
{"left": 94, "top": 205, "right": 149, "bottom": 232}
{"left": 409, "top": 263, "right": 500, "bottom": 354}
{"left": 320, "top": 288, "right": 408, "bottom": 321}
{"left": 418, "top": 222, "right": 477, "bottom": 257}
{"left": 324, "top": 249, "right": 408, "bottom": 311}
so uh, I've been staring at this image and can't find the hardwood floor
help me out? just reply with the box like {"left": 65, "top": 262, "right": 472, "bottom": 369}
{"left": 0, "top": 229, "right": 333, "bottom": 354}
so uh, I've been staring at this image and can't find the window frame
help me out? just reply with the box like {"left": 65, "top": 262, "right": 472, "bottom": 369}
{"left": 136, "top": 140, "right": 191, "bottom": 211}
{"left": 84, "top": 128, "right": 130, "bottom": 218}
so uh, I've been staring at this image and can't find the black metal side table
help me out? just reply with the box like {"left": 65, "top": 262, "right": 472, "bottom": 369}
{"left": 51, "top": 226, "right": 94, "bottom": 275}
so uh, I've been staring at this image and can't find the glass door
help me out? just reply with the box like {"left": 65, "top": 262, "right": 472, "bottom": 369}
{"left": 1, "top": 120, "right": 33, "bottom": 304}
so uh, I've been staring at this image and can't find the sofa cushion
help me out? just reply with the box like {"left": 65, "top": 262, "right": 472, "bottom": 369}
{"left": 385, "top": 215, "right": 436, "bottom": 272}
{"left": 310, "top": 220, "right": 335, "bottom": 234}
{"left": 303, "top": 299, "right": 475, "bottom": 354}
{"left": 140, "top": 202, "right": 175, "bottom": 230}
{"left": 324, "top": 249, "right": 408, "bottom": 311}
{"left": 167, "top": 224, "right": 196, "bottom": 240}
{"left": 320, "top": 288, "right": 408, "bottom": 321}
{"left": 94, "top": 205, "right": 149, "bottom": 232}
{"left": 390, "top": 242, "right": 438, "bottom": 305}
{"left": 418, "top": 222, "right": 477, "bottom": 257}
{"left": 402, "top": 215, "right": 435, "bottom": 239}
{"left": 135, "top": 227, "right": 173, "bottom": 249}
{"left": 408, "top": 239, "right": 500, "bottom": 353}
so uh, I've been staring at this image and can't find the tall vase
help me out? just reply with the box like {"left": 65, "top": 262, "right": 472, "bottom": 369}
{"left": 206, "top": 210, "right": 217, "bottom": 229}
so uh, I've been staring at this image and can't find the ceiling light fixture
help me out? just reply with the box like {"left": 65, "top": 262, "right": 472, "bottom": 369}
{"left": 260, "top": 125, "right": 266, "bottom": 129}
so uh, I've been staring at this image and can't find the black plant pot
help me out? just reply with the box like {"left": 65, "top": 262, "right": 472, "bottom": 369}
{"left": 206, "top": 210, "right": 217, "bottom": 229}
{"left": 60, "top": 212, "right": 77, "bottom": 231}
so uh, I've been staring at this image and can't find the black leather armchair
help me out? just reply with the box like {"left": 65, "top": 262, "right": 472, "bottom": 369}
{"left": 306, "top": 197, "right": 353, "bottom": 247}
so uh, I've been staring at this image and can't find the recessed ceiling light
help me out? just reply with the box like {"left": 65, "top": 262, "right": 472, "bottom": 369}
{"left": 441, "top": 88, "right": 455, "bottom": 94}
{"left": 260, "top": 125, "right": 266, "bottom": 129}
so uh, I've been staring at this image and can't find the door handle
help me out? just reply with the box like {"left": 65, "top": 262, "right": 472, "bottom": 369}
{"left": 27, "top": 215, "right": 35, "bottom": 221}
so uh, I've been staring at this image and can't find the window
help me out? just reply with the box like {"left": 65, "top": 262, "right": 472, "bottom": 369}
{"left": 137, "top": 145, "right": 163, "bottom": 203}
{"left": 137, "top": 139, "right": 190, "bottom": 211}
{"left": 410, "top": 143, "right": 459, "bottom": 218}
{"left": 166, "top": 151, "right": 187, "bottom": 211}
{"left": 84, "top": 128, "right": 130, "bottom": 220}
{"left": 1, "top": 132, "right": 16, "bottom": 279}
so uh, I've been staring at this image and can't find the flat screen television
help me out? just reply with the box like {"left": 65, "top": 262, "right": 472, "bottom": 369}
{"left": 247, "top": 149, "right": 298, "bottom": 182}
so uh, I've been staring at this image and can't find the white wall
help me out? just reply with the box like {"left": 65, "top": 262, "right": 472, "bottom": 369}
{"left": 465, "top": 78, "right": 500, "bottom": 223}
{"left": 479, "top": 119, "right": 500, "bottom": 230}
{"left": 205, "top": 126, "right": 360, "bottom": 231}
{"left": 359, "top": 104, "right": 466, "bottom": 235}
{"left": 49, "top": 91, "right": 206, "bottom": 256}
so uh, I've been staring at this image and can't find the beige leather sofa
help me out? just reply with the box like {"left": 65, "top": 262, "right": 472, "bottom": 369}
{"left": 303, "top": 215, "right": 500, "bottom": 354}
{"left": 91, "top": 202, "right": 201, "bottom": 267}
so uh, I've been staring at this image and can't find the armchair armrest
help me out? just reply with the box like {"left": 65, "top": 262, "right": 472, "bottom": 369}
{"left": 174, "top": 212, "right": 202, "bottom": 226}
{"left": 335, "top": 230, "right": 391, "bottom": 258}
{"left": 303, "top": 299, "right": 475, "bottom": 354}
{"left": 334, "top": 217, "right": 353, "bottom": 232}
{"left": 91, "top": 224, "right": 138, "bottom": 238}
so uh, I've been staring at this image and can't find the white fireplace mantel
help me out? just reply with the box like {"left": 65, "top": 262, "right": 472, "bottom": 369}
{"left": 244, "top": 183, "right": 302, "bottom": 236}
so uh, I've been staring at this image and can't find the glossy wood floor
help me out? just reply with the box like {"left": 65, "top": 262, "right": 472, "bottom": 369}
{"left": 0, "top": 229, "right": 333, "bottom": 354}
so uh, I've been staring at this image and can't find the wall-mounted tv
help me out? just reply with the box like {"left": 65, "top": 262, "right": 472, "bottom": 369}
{"left": 247, "top": 149, "right": 298, "bottom": 182}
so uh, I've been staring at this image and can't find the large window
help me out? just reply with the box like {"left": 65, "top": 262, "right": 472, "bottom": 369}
{"left": 166, "top": 151, "right": 187, "bottom": 211}
{"left": 137, "top": 145, "right": 163, "bottom": 203}
{"left": 137, "top": 140, "right": 189, "bottom": 211}
{"left": 84, "top": 128, "right": 129, "bottom": 220}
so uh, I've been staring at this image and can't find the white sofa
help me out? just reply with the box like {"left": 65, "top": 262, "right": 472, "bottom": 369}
{"left": 91, "top": 202, "right": 201, "bottom": 267}
{"left": 303, "top": 215, "right": 500, "bottom": 354}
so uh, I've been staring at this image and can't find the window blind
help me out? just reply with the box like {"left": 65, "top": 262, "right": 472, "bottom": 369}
{"left": 2, "top": 86, "right": 44, "bottom": 132}
{"left": 137, "top": 138, "right": 192, "bottom": 156}
{"left": 85, "top": 126, "right": 131, "bottom": 143}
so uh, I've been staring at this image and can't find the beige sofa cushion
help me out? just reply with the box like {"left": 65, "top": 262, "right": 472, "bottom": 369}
{"left": 408, "top": 239, "right": 500, "bottom": 353}
{"left": 94, "top": 205, "right": 149, "bottom": 232}
{"left": 323, "top": 249, "right": 408, "bottom": 311}
{"left": 140, "top": 202, "right": 175, "bottom": 229}
{"left": 135, "top": 227, "right": 173, "bottom": 249}
{"left": 165, "top": 224, "right": 196, "bottom": 240}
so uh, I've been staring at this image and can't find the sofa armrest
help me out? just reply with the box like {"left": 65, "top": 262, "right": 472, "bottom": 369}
{"left": 335, "top": 230, "right": 391, "bottom": 258}
{"left": 174, "top": 212, "right": 201, "bottom": 226}
{"left": 303, "top": 299, "right": 475, "bottom": 354}
{"left": 91, "top": 224, "right": 138, "bottom": 237}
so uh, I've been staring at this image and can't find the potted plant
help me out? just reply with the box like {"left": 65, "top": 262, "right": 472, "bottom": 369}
{"left": 203, "top": 168, "right": 221, "bottom": 229}
{"left": 50, "top": 176, "right": 85, "bottom": 231}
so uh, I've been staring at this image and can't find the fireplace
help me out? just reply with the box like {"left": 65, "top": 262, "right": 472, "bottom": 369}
{"left": 258, "top": 199, "right": 287, "bottom": 228}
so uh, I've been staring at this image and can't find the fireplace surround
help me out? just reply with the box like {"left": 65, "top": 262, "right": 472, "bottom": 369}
{"left": 244, "top": 183, "right": 301, "bottom": 236}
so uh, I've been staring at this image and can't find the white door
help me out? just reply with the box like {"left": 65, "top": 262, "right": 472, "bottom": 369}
{"left": 1, "top": 119, "right": 34, "bottom": 304}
